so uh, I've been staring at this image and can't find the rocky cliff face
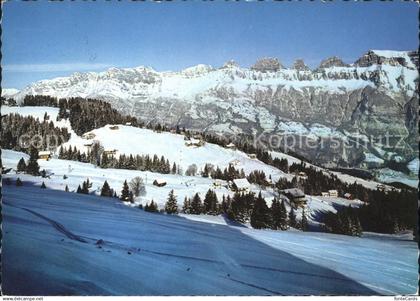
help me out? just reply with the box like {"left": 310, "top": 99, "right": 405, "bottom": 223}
{"left": 292, "top": 59, "right": 310, "bottom": 71}
{"left": 318, "top": 56, "right": 349, "bottom": 68}
{"left": 12, "top": 50, "right": 419, "bottom": 168}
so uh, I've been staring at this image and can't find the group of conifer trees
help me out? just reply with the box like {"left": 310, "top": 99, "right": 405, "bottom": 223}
{"left": 322, "top": 206, "right": 363, "bottom": 236}
{"left": 59, "top": 145, "right": 181, "bottom": 175}
{"left": 21, "top": 95, "right": 141, "bottom": 136}
{"left": 16, "top": 148, "right": 41, "bottom": 176}
{"left": 1, "top": 113, "right": 70, "bottom": 153}
{"left": 1, "top": 96, "right": 17, "bottom": 106}
{"left": 179, "top": 189, "right": 307, "bottom": 231}
{"left": 281, "top": 162, "right": 417, "bottom": 235}
{"left": 202, "top": 163, "right": 246, "bottom": 181}
{"left": 247, "top": 170, "right": 271, "bottom": 186}
{"left": 100, "top": 153, "right": 179, "bottom": 174}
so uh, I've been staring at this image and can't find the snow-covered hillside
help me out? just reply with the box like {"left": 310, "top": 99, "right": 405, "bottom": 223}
{"left": 2, "top": 185, "right": 417, "bottom": 295}
{"left": 1, "top": 149, "right": 364, "bottom": 226}
{"left": 61, "top": 124, "right": 290, "bottom": 182}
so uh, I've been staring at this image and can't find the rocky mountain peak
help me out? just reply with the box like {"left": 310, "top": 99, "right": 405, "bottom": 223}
{"left": 407, "top": 51, "right": 419, "bottom": 69}
{"left": 221, "top": 60, "right": 239, "bottom": 69}
{"left": 251, "top": 57, "right": 283, "bottom": 72}
{"left": 319, "top": 56, "right": 349, "bottom": 69}
{"left": 292, "top": 59, "right": 310, "bottom": 71}
{"left": 354, "top": 50, "right": 417, "bottom": 69}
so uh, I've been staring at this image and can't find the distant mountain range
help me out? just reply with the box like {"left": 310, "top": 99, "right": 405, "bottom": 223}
{"left": 5, "top": 50, "right": 419, "bottom": 168}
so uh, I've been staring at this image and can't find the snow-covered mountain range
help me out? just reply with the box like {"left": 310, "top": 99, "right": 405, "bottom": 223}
{"left": 1, "top": 88, "right": 20, "bottom": 98}
{"left": 7, "top": 50, "right": 419, "bottom": 167}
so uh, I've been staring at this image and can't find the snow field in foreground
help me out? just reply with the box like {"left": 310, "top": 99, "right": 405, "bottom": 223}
{"left": 2, "top": 185, "right": 417, "bottom": 295}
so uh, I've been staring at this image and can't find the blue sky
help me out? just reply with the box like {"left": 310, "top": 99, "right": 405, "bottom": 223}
{"left": 2, "top": 1, "right": 418, "bottom": 89}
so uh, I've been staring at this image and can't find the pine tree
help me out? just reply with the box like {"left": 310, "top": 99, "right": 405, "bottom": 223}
{"left": 301, "top": 207, "right": 308, "bottom": 231}
{"left": 165, "top": 190, "right": 178, "bottom": 214}
{"left": 352, "top": 215, "right": 363, "bottom": 236}
{"left": 279, "top": 200, "right": 288, "bottom": 230}
{"left": 120, "top": 180, "right": 130, "bottom": 202}
{"left": 220, "top": 195, "right": 229, "bottom": 213}
{"left": 182, "top": 197, "right": 192, "bottom": 214}
{"left": 250, "top": 192, "right": 271, "bottom": 229}
{"left": 26, "top": 147, "right": 40, "bottom": 176}
{"left": 145, "top": 200, "right": 158, "bottom": 212}
{"left": 100, "top": 152, "right": 109, "bottom": 168}
{"left": 203, "top": 189, "right": 218, "bottom": 215}
{"left": 40, "top": 181, "right": 46, "bottom": 189}
{"left": 65, "top": 185, "right": 69, "bottom": 192}
{"left": 191, "top": 193, "right": 202, "bottom": 214}
{"left": 57, "top": 105, "right": 67, "bottom": 120}
{"left": 76, "top": 185, "right": 82, "bottom": 193}
{"left": 16, "top": 177, "right": 23, "bottom": 186}
{"left": 202, "top": 164, "right": 211, "bottom": 177}
{"left": 17, "top": 158, "right": 27, "bottom": 172}
{"left": 171, "top": 162, "right": 177, "bottom": 174}
{"left": 100, "top": 180, "right": 112, "bottom": 197}
{"left": 289, "top": 207, "right": 297, "bottom": 228}
{"left": 81, "top": 179, "right": 90, "bottom": 194}
{"left": 228, "top": 192, "right": 248, "bottom": 223}
{"left": 271, "top": 198, "right": 287, "bottom": 230}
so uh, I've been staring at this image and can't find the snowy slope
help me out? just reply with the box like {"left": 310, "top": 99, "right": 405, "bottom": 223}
{"left": 61, "top": 124, "right": 291, "bottom": 182}
{"left": 1, "top": 149, "right": 364, "bottom": 225}
{"left": 1, "top": 88, "right": 20, "bottom": 98}
{"left": 375, "top": 168, "right": 419, "bottom": 188}
{"left": 2, "top": 149, "right": 232, "bottom": 209}
{"left": 2, "top": 185, "right": 417, "bottom": 295}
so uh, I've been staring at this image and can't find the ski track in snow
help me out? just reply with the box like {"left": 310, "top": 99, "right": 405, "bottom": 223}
{"left": 3, "top": 201, "right": 88, "bottom": 243}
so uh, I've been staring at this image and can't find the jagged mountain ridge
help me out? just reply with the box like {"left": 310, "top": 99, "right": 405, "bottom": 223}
{"left": 11, "top": 50, "right": 419, "bottom": 167}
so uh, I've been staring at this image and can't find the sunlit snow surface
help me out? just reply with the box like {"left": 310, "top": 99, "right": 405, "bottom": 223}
{"left": 2, "top": 185, "right": 417, "bottom": 295}
{"left": 0, "top": 149, "right": 369, "bottom": 221}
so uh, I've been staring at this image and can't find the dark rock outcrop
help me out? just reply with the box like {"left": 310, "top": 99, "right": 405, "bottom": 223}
{"left": 355, "top": 50, "right": 417, "bottom": 68}
{"left": 251, "top": 57, "right": 283, "bottom": 72}
{"left": 292, "top": 59, "right": 310, "bottom": 71}
{"left": 319, "top": 56, "right": 349, "bottom": 68}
